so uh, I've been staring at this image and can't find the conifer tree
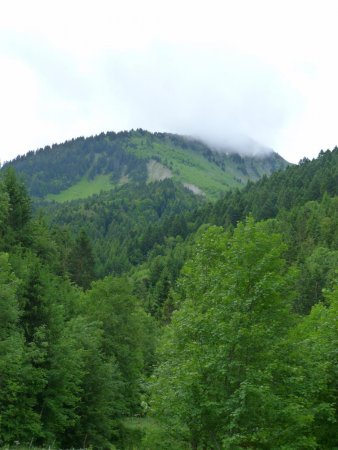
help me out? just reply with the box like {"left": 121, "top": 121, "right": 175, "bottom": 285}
{"left": 0, "top": 253, "right": 45, "bottom": 444}
{"left": 2, "top": 167, "right": 31, "bottom": 236}
{"left": 68, "top": 229, "right": 95, "bottom": 289}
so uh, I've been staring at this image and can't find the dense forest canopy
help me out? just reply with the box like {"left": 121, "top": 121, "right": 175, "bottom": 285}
{"left": 0, "top": 138, "right": 337, "bottom": 449}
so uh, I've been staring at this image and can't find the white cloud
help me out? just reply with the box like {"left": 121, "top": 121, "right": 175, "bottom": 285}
{"left": 1, "top": 0, "right": 338, "bottom": 163}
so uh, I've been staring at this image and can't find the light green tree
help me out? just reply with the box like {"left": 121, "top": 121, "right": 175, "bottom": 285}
{"left": 151, "top": 219, "right": 317, "bottom": 449}
{"left": 84, "top": 276, "right": 155, "bottom": 412}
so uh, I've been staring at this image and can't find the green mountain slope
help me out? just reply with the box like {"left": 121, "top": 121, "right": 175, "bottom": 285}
{"left": 38, "top": 179, "right": 200, "bottom": 277}
{"left": 201, "top": 147, "right": 338, "bottom": 226}
{"left": 129, "top": 147, "right": 338, "bottom": 316}
{"left": 3, "top": 129, "right": 289, "bottom": 201}
{"left": 0, "top": 143, "right": 337, "bottom": 449}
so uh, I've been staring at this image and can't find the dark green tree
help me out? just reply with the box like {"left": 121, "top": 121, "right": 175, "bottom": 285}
{"left": 2, "top": 167, "right": 31, "bottom": 241}
{"left": 0, "top": 181, "right": 9, "bottom": 243}
{"left": 19, "top": 257, "right": 50, "bottom": 343}
{"left": 68, "top": 229, "right": 96, "bottom": 289}
{"left": 0, "top": 253, "right": 45, "bottom": 445}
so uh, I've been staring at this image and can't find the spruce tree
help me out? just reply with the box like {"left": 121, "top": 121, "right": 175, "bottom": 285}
{"left": 68, "top": 229, "right": 95, "bottom": 289}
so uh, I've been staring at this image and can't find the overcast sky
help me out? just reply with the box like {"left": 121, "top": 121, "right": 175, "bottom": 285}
{"left": 1, "top": 0, "right": 338, "bottom": 163}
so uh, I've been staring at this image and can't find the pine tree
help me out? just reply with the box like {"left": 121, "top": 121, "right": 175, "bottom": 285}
{"left": 68, "top": 229, "right": 95, "bottom": 289}
{"left": 2, "top": 167, "right": 31, "bottom": 239}
{"left": 0, "top": 253, "right": 45, "bottom": 444}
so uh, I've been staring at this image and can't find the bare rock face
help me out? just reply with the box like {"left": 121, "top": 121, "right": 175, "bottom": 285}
{"left": 183, "top": 183, "right": 205, "bottom": 196}
{"left": 147, "top": 159, "right": 173, "bottom": 182}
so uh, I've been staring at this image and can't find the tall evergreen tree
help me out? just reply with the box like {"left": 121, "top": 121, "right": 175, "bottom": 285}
{"left": 2, "top": 167, "right": 31, "bottom": 237}
{"left": 0, "top": 253, "right": 45, "bottom": 444}
{"left": 68, "top": 229, "right": 96, "bottom": 289}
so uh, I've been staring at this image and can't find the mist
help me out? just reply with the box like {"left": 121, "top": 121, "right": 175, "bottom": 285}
{"left": 103, "top": 46, "right": 300, "bottom": 157}
{"left": 0, "top": 39, "right": 301, "bottom": 163}
{"left": 2, "top": 0, "right": 338, "bottom": 163}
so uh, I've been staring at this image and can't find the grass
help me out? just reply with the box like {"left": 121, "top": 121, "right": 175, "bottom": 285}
{"left": 122, "top": 416, "right": 163, "bottom": 449}
{"left": 123, "top": 416, "right": 159, "bottom": 432}
{"left": 46, "top": 175, "right": 114, "bottom": 202}
{"left": 43, "top": 134, "right": 274, "bottom": 203}
{"left": 125, "top": 136, "right": 241, "bottom": 200}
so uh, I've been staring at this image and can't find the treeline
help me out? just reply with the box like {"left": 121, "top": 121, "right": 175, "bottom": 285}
{"left": 2, "top": 129, "right": 288, "bottom": 199}
{"left": 131, "top": 193, "right": 338, "bottom": 324}
{"left": 4, "top": 131, "right": 148, "bottom": 197}
{"left": 200, "top": 147, "right": 338, "bottom": 226}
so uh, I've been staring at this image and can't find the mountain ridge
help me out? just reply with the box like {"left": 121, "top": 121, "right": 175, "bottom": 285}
{"left": 2, "top": 129, "right": 289, "bottom": 201}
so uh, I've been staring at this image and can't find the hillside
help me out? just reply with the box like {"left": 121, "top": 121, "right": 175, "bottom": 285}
{"left": 3, "top": 129, "right": 288, "bottom": 201}
{"left": 131, "top": 146, "right": 338, "bottom": 317}
{"left": 0, "top": 145, "right": 337, "bottom": 449}
{"left": 199, "top": 146, "right": 338, "bottom": 226}
{"left": 38, "top": 179, "right": 200, "bottom": 277}
{"left": 4, "top": 129, "right": 286, "bottom": 278}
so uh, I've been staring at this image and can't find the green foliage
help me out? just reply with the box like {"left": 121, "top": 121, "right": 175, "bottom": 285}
{"left": 2, "top": 167, "right": 31, "bottom": 231}
{"left": 0, "top": 167, "right": 31, "bottom": 247}
{"left": 46, "top": 174, "right": 114, "bottom": 202}
{"left": 291, "top": 285, "right": 338, "bottom": 449}
{"left": 0, "top": 169, "right": 157, "bottom": 448}
{"left": 3, "top": 129, "right": 287, "bottom": 201}
{"left": 0, "top": 253, "right": 20, "bottom": 335}
{"left": 0, "top": 182, "right": 10, "bottom": 240}
{"left": 59, "top": 318, "right": 125, "bottom": 449}
{"left": 151, "top": 219, "right": 317, "bottom": 449}
{"left": 68, "top": 229, "right": 96, "bottom": 289}
{"left": 39, "top": 316, "right": 86, "bottom": 442}
{"left": 270, "top": 195, "right": 338, "bottom": 313}
{"left": 0, "top": 145, "right": 337, "bottom": 449}
{"left": 84, "top": 276, "right": 157, "bottom": 411}
{"left": 206, "top": 146, "right": 338, "bottom": 227}
{"left": 0, "top": 253, "right": 45, "bottom": 444}
{"left": 3, "top": 132, "right": 147, "bottom": 197}
{"left": 296, "top": 246, "right": 338, "bottom": 313}
{"left": 38, "top": 179, "right": 199, "bottom": 278}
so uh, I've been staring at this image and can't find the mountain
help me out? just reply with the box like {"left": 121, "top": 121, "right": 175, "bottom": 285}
{"left": 0, "top": 141, "right": 337, "bottom": 449}
{"left": 3, "top": 129, "right": 289, "bottom": 201}
{"left": 38, "top": 178, "right": 200, "bottom": 277}
{"left": 1, "top": 129, "right": 288, "bottom": 278}
{"left": 199, "top": 147, "right": 338, "bottom": 226}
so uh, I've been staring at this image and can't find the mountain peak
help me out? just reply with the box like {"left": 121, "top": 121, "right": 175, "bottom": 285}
{"left": 3, "top": 129, "right": 289, "bottom": 201}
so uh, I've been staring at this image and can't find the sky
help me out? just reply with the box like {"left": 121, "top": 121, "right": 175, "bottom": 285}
{"left": 1, "top": 0, "right": 338, "bottom": 164}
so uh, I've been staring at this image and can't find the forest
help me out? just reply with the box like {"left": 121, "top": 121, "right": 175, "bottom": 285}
{"left": 0, "top": 144, "right": 337, "bottom": 449}
{"left": 5, "top": 130, "right": 288, "bottom": 200}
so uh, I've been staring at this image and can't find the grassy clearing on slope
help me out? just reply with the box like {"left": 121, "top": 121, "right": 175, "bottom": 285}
{"left": 126, "top": 136, "right": 241, "bottom": 199}
{"left": 46, "top": 175, "right": 114, "bottom": 202}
